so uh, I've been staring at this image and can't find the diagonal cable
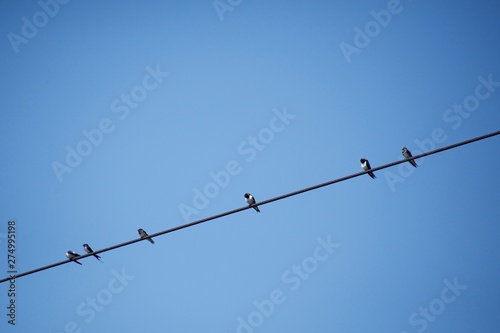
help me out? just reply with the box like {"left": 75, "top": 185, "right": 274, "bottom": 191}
{"left": 0, "top": 130, "right": 498, "bottom": 283}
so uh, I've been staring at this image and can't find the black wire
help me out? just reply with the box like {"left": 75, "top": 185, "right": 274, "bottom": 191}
{"left": 1, "top": 130, "right": 498, "bottom": 284}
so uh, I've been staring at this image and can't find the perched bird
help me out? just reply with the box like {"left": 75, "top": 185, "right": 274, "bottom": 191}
{"left": 244, "top": 193, "right": 260, "bottom": 212}
{"left": 402, "top": 147, "right": 418, "bottom": 168}
{"left": 360, "top": 158, "right": 376, "bottom": 179}
{"left": 66, "top": 250, "right": 82, "bottom": 265}
{"left": 83, "top": 243, "right": 103, "bottom": 262}
{"left": 138, "top": 228, "right": 155, "bottom": 244}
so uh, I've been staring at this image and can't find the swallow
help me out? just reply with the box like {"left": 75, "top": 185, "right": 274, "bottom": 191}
{"left": 360, "top": 158, "right": 376, "bottom": 179}
{"left": 83, "top": 243, "right": 103, "bottom": 262}
{"left": 66, "top": 250, "right": 82, "bottom": 265}
{"left": 244, "top": 193, "right": 260, "bottom": 212}
{"left": 402, "top": 147, "right": 418, "bottom": 168}
{"left": 138, "top": 228, "right": 155, "bottom": 244}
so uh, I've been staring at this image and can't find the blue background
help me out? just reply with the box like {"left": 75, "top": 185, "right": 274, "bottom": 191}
{"left": 0, "top": 0, "right": 499, "bottom": 332}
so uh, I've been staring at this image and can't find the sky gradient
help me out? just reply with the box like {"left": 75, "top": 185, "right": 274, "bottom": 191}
{"left": 1, "top": 1, "right": 499, "bottom": 332}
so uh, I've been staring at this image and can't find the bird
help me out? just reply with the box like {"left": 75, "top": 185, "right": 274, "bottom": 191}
{"left": 360, "top": 158, "right": 376, "bottom": 179}
{"left": 138, "top": 228, "right": 155, "bottom": 244}
{"left": 83, "top": 243, "right": 103, "bottom": 262}
{"left": 402, "top": 147, "right": 418, "bottom": 168}
{"left": 244, "top": 193, "right": 260, "bottom": 212}
{"left": 66, "top": 250, "right": 82, "bottom": 265}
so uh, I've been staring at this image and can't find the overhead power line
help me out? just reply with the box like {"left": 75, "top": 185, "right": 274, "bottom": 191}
{"left": 1, "top": 130, "right": 498, "bottom": 284}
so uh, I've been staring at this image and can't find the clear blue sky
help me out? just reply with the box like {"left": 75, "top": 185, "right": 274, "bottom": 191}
{"left": 1, "top": 1, "right": 499, "bottom": 332}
